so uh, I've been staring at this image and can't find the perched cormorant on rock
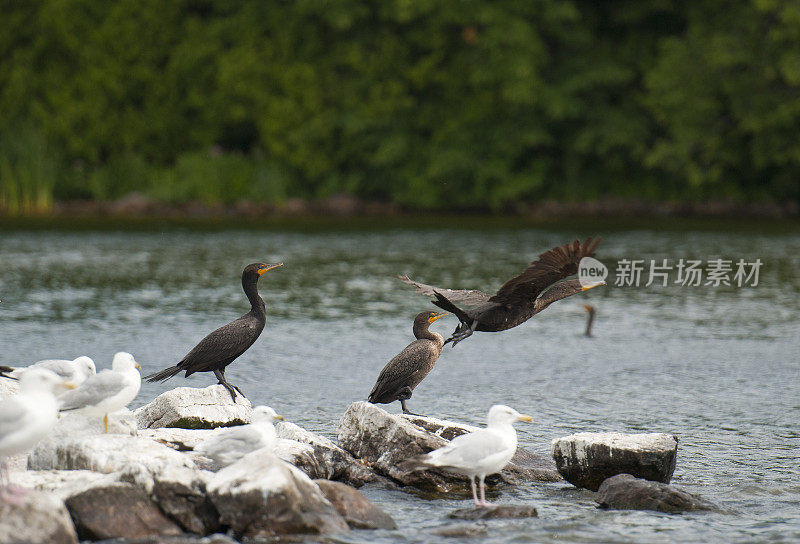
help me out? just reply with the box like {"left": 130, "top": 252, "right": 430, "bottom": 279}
{"left": 145, "top": 262, "right": 282, "bottom": 400}
{"left": 398, "top": 237, "right": 604, "bottom": 346}
{"left": 368, "top": 311, "right": 449, "bottom": 415}
{"left": 399, "top": 405, "right": 532, "bottom": 507}
{"left": 584, "top": 304, "right": 596, "bottom": 337}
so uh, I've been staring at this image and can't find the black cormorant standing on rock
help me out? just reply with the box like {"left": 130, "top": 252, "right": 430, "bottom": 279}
{"left": 398, "top": 237, "right": 604, "bottom": 346}
{"left": 583, "top": 304, "right": 596, "bottom": 337}
{"left": 368, "top": 311, "right": 449, "bottom": 415}
{"left": 145, "top": 262, "right": 282, "bottom": 400}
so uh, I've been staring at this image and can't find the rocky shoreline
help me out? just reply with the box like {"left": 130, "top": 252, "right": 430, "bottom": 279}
{"left": 1, "top": 385, "right": 724, "bottom": 543}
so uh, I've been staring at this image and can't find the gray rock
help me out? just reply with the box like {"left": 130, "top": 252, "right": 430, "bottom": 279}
{"left": 87, "top": 536, "right": 238, "bottom": 544}
{"left": 337, "top": 402, "right": 557, "bottom": 491}
{"left": 0, "top": 489, "right": 78, "bottom": 544}
{"left": 135, "top": 385, "right": 252, "bottom": 429}
{"left": 551, "top": 432, "right": 678, "bottom": 491}
{"left": 151, "top": 476, "right": 220, "bottom": 535}
{"left": 596, "top": 474, "right": 723, "bottom": 513}
{"left": 431, "top": 523, "right": 489, "bottom": 538}
{"left": 7, "top": 469, "right": 117, "bottom": 501}
{"left": 65, "top": 483, "right": 183, "bottom": 540}
{"left": 314, "top": 479, "right": 396, "bottom": 529}
{"left": 276, "top": 421, "right": 379, "bottom": 486}
{"left": 448, "top": 504, "right": 539, "bottom": 520}
{"left": 207, "top": 450, "right": 349, "bottom": 537}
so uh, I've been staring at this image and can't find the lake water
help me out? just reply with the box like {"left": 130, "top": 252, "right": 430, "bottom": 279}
{"left": 1, "top": 219, "right": 799, "bottom": 542}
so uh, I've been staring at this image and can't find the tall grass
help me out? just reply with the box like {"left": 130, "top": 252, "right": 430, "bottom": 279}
{"left": 0, "top": 124, "right": 59, "bottom": 214}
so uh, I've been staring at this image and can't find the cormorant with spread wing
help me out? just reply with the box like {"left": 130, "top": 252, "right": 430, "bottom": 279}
{"left": 145, "top": 262, "right": 282, "bottom": 400}
{"left": 368, "top": 311, "right": 449, "bottom": 415}
{"left": 398, "top": 237, "right": 603, "bottom": 346}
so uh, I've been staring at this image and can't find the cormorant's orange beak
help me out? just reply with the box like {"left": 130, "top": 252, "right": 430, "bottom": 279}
{"left": 258, "top": 263, "right": 283, "bottom": 275}
{"left": 583, "top": 304, "right": 594, "bottom": 312}
{"left": 581, "top": 281, "right": 606, "bottom": 292}
{"left": 428, "top": 312, "right": 449, "bottom": 323}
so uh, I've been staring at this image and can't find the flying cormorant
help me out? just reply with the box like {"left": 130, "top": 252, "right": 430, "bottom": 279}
{"left": 398, "top": 237, "right": 604, "bottom": 346}
{"left": 368, "top": 311, "right": 449, "bottom": 415}
{"left": 145, "top": 262, "right": 282, "bottom": 400}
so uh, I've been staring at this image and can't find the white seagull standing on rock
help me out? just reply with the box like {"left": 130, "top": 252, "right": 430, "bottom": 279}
{"left": 0, "top": 368, "right": 74, "bottom": 501}
{"left": 58, "top": 352, "right": 142, "bottom": 433}
{"left": 400, "top": 405, "right": 532, "bottom": 507}
{"left": 194, "top": 406, "right": 284, "bottom": 466}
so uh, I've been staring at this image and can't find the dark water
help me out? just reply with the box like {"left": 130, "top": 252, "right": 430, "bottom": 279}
{"left": 2, "top": 221, "right": 799, "bottom": 542}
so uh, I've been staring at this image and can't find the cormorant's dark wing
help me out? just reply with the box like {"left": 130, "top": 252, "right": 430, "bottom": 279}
{"left": 179, "top": 316, "right": 262, "bottom": 373}
{"left": 490, "top": 237, "right": 600, "bottom": 306}
{"left": 397, "top": 275, "right": 491, "bottom": 306}
{"left": 368, "top": 340, "right": 436, "bottom": 403}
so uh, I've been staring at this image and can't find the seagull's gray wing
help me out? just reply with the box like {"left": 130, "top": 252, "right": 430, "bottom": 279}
{"left": 58, "top": 370, "right": 127, "bottom": 410}
{"left": 396, "top": 275, "right": 491, "bottom": 306}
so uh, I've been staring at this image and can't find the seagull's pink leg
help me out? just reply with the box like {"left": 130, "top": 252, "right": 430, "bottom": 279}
{"left": 470, "top": 476, "right": 480, "bottom": 507}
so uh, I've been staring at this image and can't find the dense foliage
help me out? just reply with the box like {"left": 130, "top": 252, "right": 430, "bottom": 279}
{"left": 1, "top": 0, "right": 799, "bottom": 212}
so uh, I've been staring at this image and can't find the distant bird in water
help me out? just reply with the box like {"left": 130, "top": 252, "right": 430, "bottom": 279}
{"left": 398, "top": 237, "right": 604, "bottom": 346}
{"left": 583, "top": 304, "right": 596, "bottom": 337}
{"left": 368, "top": 311, "right": 449, "bottom": 415}
{"left": 399, "top": 405, "right": 532, "bottom": 507}
{"left": 145, "top": 262, "right": 282, "bottom": 400}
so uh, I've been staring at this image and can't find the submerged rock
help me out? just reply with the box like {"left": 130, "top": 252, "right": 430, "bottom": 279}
{"left": 0, "top": 489, "right": 78, "bottom": 544}
{"left": 431, "top": 523, "right": 489, "bottom": 538}
{"left": 276, "top": 420, "right": 379, "bottom": 486}
{"left": 207, "top": 450, "right": 349, "bottom": 538}
{"left": 337, "top": 402, "right": 558, "bottom": 491}
{"left": 448, "top": 504, "right": 539, "bottom": 520}
{"left": 314, "top": 479, "right": 396, "bottom": 529}
{"left": 65, "top": 483, "right": 183, "bottom": 540}
{"left": 135, "top": 385, "right": 252, "bottom": 429}
{"left": 551, "top": 432, "right": 678, "bottom": 491}
{"left": 596, "top": 474, "right": 723, "bottom": 513}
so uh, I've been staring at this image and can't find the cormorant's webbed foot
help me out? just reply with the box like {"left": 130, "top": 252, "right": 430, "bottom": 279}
{"left": 399, "top": 389, "right": 423, "bottom": 416}
{"left": 213, "top": 370, "right": 242, "bottom": 401}
{"left": 445, "top": 320, "right": 478, "bottom": 347}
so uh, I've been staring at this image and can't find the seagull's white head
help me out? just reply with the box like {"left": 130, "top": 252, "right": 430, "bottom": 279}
{"left": 112, "top": 352, "right": 141, "bottom": 372}
{"left": 487, "top": 404, "right": 533, "bottom": 427}
{"left": 19, "top": 367, "right": 74, "bottom": 395}
{"left": 74, "top": 356, "right": 96, "bottom": 377}
{"left": 252, "top": 405, "right": 284, "bottom": 424}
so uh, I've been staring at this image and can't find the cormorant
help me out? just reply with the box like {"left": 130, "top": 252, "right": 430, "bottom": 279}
{"left": 0, "top": 366, "right": 15, "bottom": 380}
{"left": 398, "top": 237, "right": 603, "bottom": 346}
{"left": 145, "top": 262, "right": 282, "bottom": 400}
{"left": 368, "top": 311, "right": 449, "bottom": 415}
{"left": 583, "top": 304, "right": 596, "bottom": 337}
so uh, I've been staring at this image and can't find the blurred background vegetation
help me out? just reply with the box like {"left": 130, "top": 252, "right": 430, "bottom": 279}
{"left": 1, "top": 0, "right": 799, "bottom": 214}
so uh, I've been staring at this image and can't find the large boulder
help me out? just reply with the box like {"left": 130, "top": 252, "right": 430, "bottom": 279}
{"left": 65, "top": 483, "right": 183, "bottom": 540}
{"left": 207, "top": 451, "right": 349, "bottom": 538}
{"left": 313, "top": 479, "right": 396, "bottom": 529}
{"left": 0, "top": 489, "right": 78, "bottom": 544}
{"left": 596, "top": 474, "right": 723, "bottom": 513}
{"left": 135, "top": 385, "right": 252, "bottom": 429}
{"left": 276, "top": 421, "right": 379, "bottom": 486}
{"left": 7, "top": 469, "right": 116, "bottom": 501}
{"left": 337, "top": 402, "right": 558, "bottom": 491}
{"left": 551, "top": 432, "right": 678, "bottom": 491}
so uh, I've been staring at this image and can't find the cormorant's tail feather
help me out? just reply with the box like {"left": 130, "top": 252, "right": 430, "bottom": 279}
{"left": 145, "top": 365, "right": 182, "bottom": 383}
{"left": 432, "top": 291, "right": 471, "bottom": 325}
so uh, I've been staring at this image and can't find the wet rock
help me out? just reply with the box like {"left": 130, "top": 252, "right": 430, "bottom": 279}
{"left": 276, "top": 421, "right": 379, "bottom": 486}
{"left": 0, "top": 489, "right": 78, "bottom": 544}
{"left": 207, "top": 450, "right": 349, "bottom": 537}
{"left": 65, "top": 483, "right": 183, "bottom": 540}
{"left": 448, "top": 504, "right": 539, "bottom": 520}
{"left": 431, "top": 523, "right": 489, "bottom": 538}
{"left": 313, "top": 479, "right": 396, "bottom": 529}
{"left": 596, "top": 474, "right": 723, "bottom": 513}
{"left": 337, "top": 402, "right": 556, "bottom": 491}
{"left": 551, "top": 432, "right": 678, "bottom": 491}
{"left": 134, "top": 385, "right": 252, "bottom": 429}
{"left": 89, "top": 536, "right": 238, "bottom": 544}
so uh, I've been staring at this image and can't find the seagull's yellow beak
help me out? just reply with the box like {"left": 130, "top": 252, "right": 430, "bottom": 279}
{"left": 428, "top": 312, "right": 449, "bottom": 323}
{"left": 135, "top": 363, "right": 142, "bottom": 371}
{"left": 581, "top": 281, "right": 606, "bottom": 292}
{"left": 258, "top": 263, "right": 283, "bottom": 275}
{"left": 275, "top": 414, "right": 285, "bottom": 421}
{"left": 62, "top": 381, "right": 77, "bottom": 390}
{"left": 517, "top": 414, "right": 533, "bottom": 423}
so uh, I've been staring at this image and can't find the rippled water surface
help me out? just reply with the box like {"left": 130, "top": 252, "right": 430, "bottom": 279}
{"left": 2, "top": 220, "right": 799, "bottom": 542}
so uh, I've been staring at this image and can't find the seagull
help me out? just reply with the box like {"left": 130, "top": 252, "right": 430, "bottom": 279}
{"left": 194, "top": 406, "right": 283, "bottom": 466}
{"left": 6, "top": 356, "right": 96, "bottom": 392}
{"left": 0, "top": 368, "right": 73, "bottom": 501}
{"left": 400, "top": 405, "right": 532, "bottom": 507}
{"left": 58, "top": 352, "right": 142, "bottom": 433}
